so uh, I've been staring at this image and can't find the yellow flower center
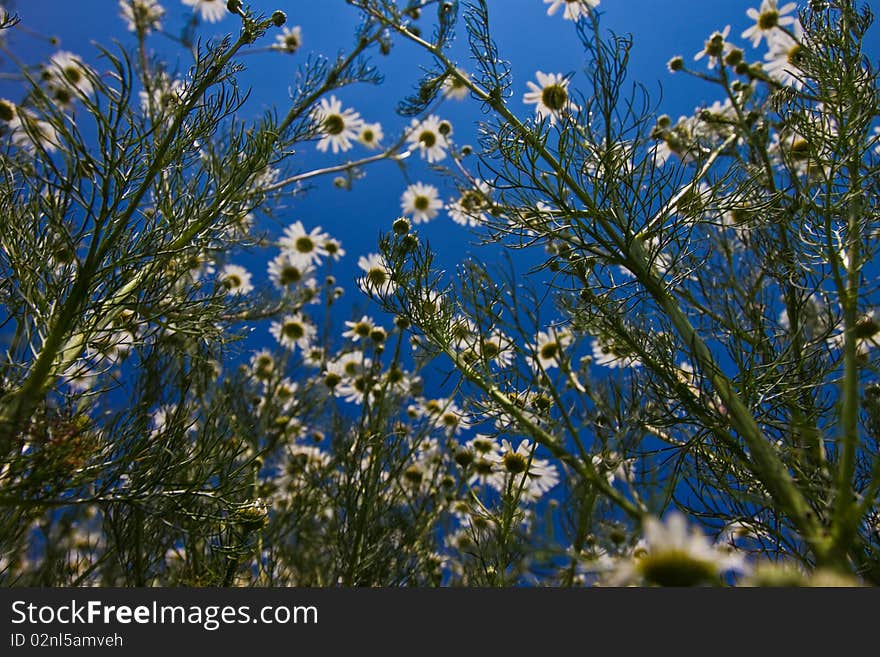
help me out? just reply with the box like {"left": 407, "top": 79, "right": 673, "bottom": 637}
{"left": 758, "top": 10, "right": 779, "bottom": 30}
{"left": 323, "top": 114, "right": 345, "bottom": 135}
{"left": 541, "top": 84, "right": 568, "bottom": 112}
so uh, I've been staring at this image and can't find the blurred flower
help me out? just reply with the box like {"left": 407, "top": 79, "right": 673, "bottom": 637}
{"left": 742, "top": 0, "right": 798, "bottom": 48}
{"left": 357, "top": 122, "right": 384, "bottom": 149}
{"left": 273, "top": 25, "right": 302, "bottom": 53}
{"left": 219, "top": 264, "right": 253, "bottom": 295}
{"left": 119, "top": 0, "right": 164, "bottom": 33}
{"left": 358, "top": 253, "right": 396, "bottom": 297}
{"left": 448, "top": 180, "right": 492, "bottom": 227}
{"left": 544, "top": 0, "right": 600, "bottom": 21}
{"left": 611, "top": 512, "right": 748, "bottom": 586}
{"left": 764, "top": 20, "right": 805, "bottom": 89}
{"left": 182, "top": 0, "right": 226, "bottom": 23}
{"left": 44, "top": 51, "right": 95, "bottom": 104}
{"left": 270, "top": 312, "right": 316, "bottom": 352}
{"left": 442, "top": 70, "right": 470, "bottom": 100}
{"left": 267, "top": 252, "right": 315, "bottom": 289}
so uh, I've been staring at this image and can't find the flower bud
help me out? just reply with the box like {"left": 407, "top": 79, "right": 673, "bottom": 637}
{"left": 271, "top": 10, "right": 287, "bottom": 26}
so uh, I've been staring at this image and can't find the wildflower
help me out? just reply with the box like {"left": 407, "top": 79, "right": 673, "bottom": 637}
{"left": 273, "top": 25, "right": 302, "bottom": 53}
{"left": 335, "top": 367, "right": 375, "bottom": 404}
{"left": 479, "top": 329, "right": 515, "bottom": 368}
{"left": 181, "top": 0, "right": 226, "bottom": 23}
{"left": 612, "top": 512, "right": 747, "bottom": 586}
{"left": 422, "top": 397, "right": 468, "bottom": 436}
{"left": 357, "top": 122, "right": 384, "bottom": 149}
{"left": 313, "top": 95, "right": 364, "bottom": 153}
{"left": 324, "top": 237, "right": 345, "bottom": 261}
{"left": 3, "top": 105, "right": 60, "bottom": 153}
{"left": 693, "top": 25, "right": 733, "bottom": 69}
{"left": 218, "top": 264, "right": 253, "bottom": 295}
{"left": 139, "top": 72, "right": 185, "bottom": 116}
{"left": 590, "top": 336, "right": 642, "bottom": 370}
{"left": 149, "top": 404, "right": 178, "bottom": 438}
{"left": 357, "top": 253, "right": 397, "bottom": 297}
{"left": 61, "top": 354, "right": 100, "bottom": 393}
{"left": 44, "top": 51, "right": 95, "bottom": 104}
{"left": 250, "top": 349, "right": 276, "bottom": 381}
{"left": 854, "top": 310, "right": 880, "bottom": 357}
{"left": 764, "top": 21, "right": 806, "bottom": 89}
{"left": 343, "top": 315, "right": 378, "bottom": 342}
{"left": 407, "top": 115, "right": 449, "bottom": 162}
{"left": 270, "top": 312, "right": 316, "bottom": 352}
{"left": 447, "top": 181, "right": 492, "bottom": 227}
{"left": 529, "top": 326, "right": 572, "bottom": 371}
{"left": 401, "top": 182, "right": 443, "bottom": 224}
{"left": 119, "top": 0, "right": 164, "bottom": 33}
{"left": 442, "top": 69, "right": 470, "bottom": 100}
{"left": 267, "top": 252, "right": 315, "bottom": 289}
{"left": 492, "top": 439, "right": 560, "bottom": 501}
{"left": 544, "top": 0, "right": 600, "bottom": 21}
{"left": 523, "top": 71, "right": 577, "bottom": 125}
{"left": 742, "top": 1, "right": 799, "bottom": 48}
{"left": 278, "top": 221, "right": 330, "bottom": 267}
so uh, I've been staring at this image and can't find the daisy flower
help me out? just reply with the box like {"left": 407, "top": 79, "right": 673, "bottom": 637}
{"left": 182, "top": 0, "right": 226, "bottom": 23}
{"left": 343, "top": 315, "right": 377, "bottom": 342}
{"left": 270, "top": 312, "right": 316, "bottom": 352}
{"left": 612, "top": 512, "right": 747, "bottom": 586}
{"left": 421, "top": 397, "right": 470, "bottom": 436}
{"left": 3, "top": 104, "right": 60, "bottom": 153}
{"left": 357, "top": 253, "right": 396, "bottom": 297}
{"left": 407, "top": 115, "right": 449, "bottom": 163}
{"left": 357, "top": 122, "right": 384, "bottom": 149}
{"left": 590, "top": 336, "right": 642, "bottom": 370}
{"left": 119, "top": 0, "right": 164, "bottom": 33}
{"left": 479, "top": 329, "right": 515, "bottom": 368}
{"left": 693, "top": 25, "right": 733, "bottom": 70}
{"left": 313, "top": 95, "right": 364, "bottom": 153}
{"left": 544, "top": 0, "right": 600, "bottom": 21}
{"left": 523, "top": 71, "right": 577, "bottom": 125}
{"left": 267, "top": 252, "right": 314, "bottom": 289}
{"left": 278, "top": 221, "right": 330, "bottom": 267}
{"left": 742, "top": 0, "right": 799, "bottom": 48}
{"left": 447, "top": 180, "right": 492, "bottom": 227}
{"left": 324, "top": 237, "right": 345, "bottom": 261}
{"left": 529, "top": 326, "right": 573, "bottom": 371}
{"left": 139, "top": 72, "right": 185, "bottom": 116}
{"left": 492, "top": 439, "right": 560, "bottom": 501}
{"left": 764, "top": 21, "right": 806, "bottom": 89}
{"left": 44, "top": 51, "right": 95, "bottom": 103}
{"left": 401, "top": 182, "right": 443, "bottom": 224}
{"left": 218, "top": 264, "right": 253, "bottom": 295}
{"left": 442, "top": 69, "right": 470, "bottom": 100}
{"left": 273, "top": 25, "right": 302, "bottom": 53}
{"left": 250, "top": 349, "right": 276, "bottom": 382}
